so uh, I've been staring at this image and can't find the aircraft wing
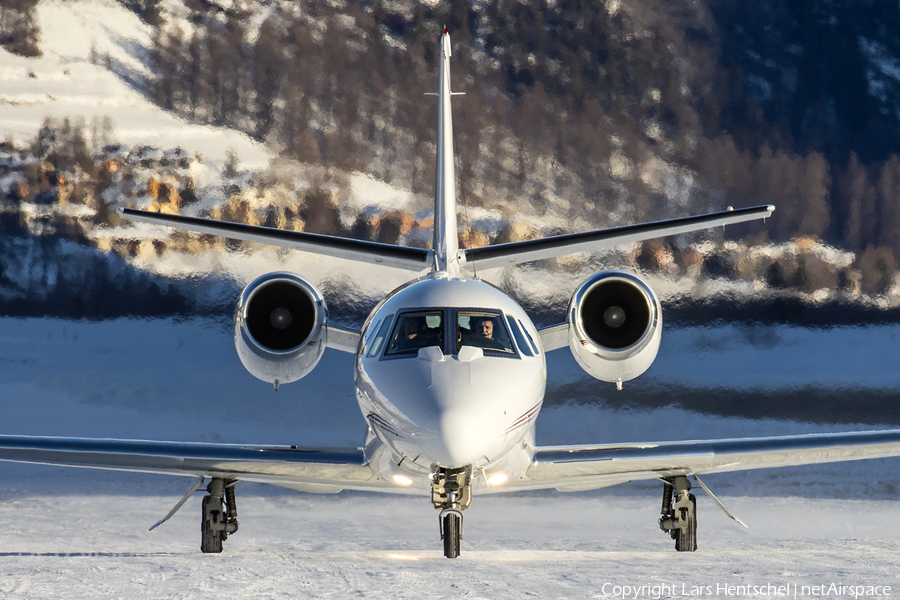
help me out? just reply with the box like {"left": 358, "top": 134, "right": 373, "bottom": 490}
{"left": 462, "top": 205, "right": 774, "bottom": 270}
{"left": 325, "top": 324, "right": 360, "bottom": 353}
{"left": 120, "top": 208, "right": 434, "bottom": 271}
{"left": 509, "top": 430, "right": 900, "bottom": 492}
{"left": 537, "top": 323, "right": 568, "bottom": 352}
{"left": 0, "top": 435, "right": 402, "bottom": 494}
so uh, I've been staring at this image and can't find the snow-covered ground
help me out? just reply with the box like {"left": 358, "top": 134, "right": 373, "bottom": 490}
{"left": 1, "top": 480, "right": 898, "bottom": 600}
{"left": 1, "top": 317, "right": 899, "bottom": 598}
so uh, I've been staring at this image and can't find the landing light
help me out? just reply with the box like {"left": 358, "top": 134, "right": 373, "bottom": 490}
{"left": 487, "top": 473, "right": 507, "bottom": 486}
{"left": 392, "top": 474, "right": 413, "bottom": 486}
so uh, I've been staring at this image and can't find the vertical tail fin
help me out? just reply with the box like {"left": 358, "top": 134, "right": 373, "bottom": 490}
{"left": 432, "top": 28, "right": 460, "bottom": 274}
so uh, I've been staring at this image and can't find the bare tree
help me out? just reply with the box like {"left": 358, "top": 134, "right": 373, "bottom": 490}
{"left": 876, "top": 155, "right": 900, "bottom": 260}
{"left": 838, "top": 153, "right": 878, "bottom": 250}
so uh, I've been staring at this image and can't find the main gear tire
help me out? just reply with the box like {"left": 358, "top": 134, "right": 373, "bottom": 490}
{"left": 674, "top": 493, "right": 697, "bottom": 552}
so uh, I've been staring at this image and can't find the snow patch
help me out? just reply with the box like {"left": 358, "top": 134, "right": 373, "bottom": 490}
{"left": 0, "top": 0, "right": 272, "bottom": 176}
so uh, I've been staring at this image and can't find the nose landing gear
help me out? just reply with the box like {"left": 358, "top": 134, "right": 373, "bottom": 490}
{"left": 431, "top": 467, "right": 473, "bottom": 558}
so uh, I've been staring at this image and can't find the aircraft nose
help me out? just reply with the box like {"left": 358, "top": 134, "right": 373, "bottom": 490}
{"left": 433, "top": 408, "right": 496, "bottom": 467}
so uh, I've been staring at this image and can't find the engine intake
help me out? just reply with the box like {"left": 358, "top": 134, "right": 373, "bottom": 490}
{"left": 235, "top": 272, "right": 326, "bottom": 387}
{"left": 567, "top": 270, "right": 662, "bottom": 385}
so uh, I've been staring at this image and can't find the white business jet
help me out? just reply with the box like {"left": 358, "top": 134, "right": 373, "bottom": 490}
{"left": 3, "top": 29, "right": 900, "bottom": 558}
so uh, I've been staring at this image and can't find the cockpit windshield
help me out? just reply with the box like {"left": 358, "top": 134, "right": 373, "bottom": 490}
{"left": 385, "top": 311, "right": 444, "bottom": 355}
{"left": 372, "top": 309, "right": 520, "bottom": 359}
{"left": 456, "top": 311, "right": 515, "bottom": 354}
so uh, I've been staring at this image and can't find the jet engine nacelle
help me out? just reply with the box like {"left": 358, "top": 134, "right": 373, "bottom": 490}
{"left": 234, "top": 272, "right": 327, "bottom": 388}
{"left": 567, "top": 270, "right": 662, "bottom": 386}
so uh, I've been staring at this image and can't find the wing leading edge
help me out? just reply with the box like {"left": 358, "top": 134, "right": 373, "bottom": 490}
{"left": 121, "top": 205, "right": 774, "bottom": 274}
{"left": 511, "top": 429, "right": 900, "bottom": 493}
{"left": 462, "top": 205, "right": 775, "bottom": 270}
{"left": 6, "top": 429, "right": 900, "bottom": 495}
{"left": 120, "top": 208, "right": 434, "bottom": 271}
{"left": 0, "top": 435, "right": 401, "bottom": 494}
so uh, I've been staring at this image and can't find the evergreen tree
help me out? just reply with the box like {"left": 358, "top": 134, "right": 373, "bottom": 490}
{"left": 0, "top": 0, "right": 41, "bottom": 57}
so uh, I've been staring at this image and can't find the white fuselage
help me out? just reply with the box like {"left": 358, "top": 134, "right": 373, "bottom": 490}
{"left": 355, "top": 273, "right": 546, "bottom": 489}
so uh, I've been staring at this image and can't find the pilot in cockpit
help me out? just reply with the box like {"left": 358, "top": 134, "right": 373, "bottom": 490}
{"left": 392, "top": 316, "right": 426, "bottom": 353}
{"left": 473, "top": 317, "right": 495, "bottom": 340}
{"left": 403, "top": 316, "right": 424, "bottom": 340}
{"left": 389, "top": 314, "right": 443, "bottom": 354}
{"left": 462, "top": 316, "right": 507, "bottom": 351}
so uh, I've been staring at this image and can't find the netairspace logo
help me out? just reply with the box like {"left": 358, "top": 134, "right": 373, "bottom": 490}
{"left": 598, "top": 582, "right": 892, "bottom": 600}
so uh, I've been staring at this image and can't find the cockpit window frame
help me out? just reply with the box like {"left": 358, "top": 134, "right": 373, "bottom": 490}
{"left": 505, "top": 315, "right": 534, "bottom": 357}
{"left": 519, "top": 318, "right": 540, "bottom": 355}
{"left": 365, "top": 314, "right": 394, "bottom": 358}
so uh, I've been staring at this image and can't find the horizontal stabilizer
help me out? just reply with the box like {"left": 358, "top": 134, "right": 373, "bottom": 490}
{"left": 120, "top": 208, "right": 434, "bottom": 271}
{"left": 462, "top": 205, "right": 775, "bottom": 270}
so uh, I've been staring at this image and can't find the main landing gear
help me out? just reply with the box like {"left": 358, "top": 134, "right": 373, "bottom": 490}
{"left": 658, "top": 476, "right": 697, "bottom": 552}
{"left": 431, "top": 467, "right": 473, "bottom": 558}
{"left": 201, "top": 478, "right": 240, "bottom": 554}
{"left": 151, "top": 476, "right": 241, "bottom": 553}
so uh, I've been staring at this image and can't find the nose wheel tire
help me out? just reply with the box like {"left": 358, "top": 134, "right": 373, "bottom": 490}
{"left": 441, "top": 512, "right": 462, "bottom": 559}
{"left": 432, "top": 467, "right": 472, "bottom": 558}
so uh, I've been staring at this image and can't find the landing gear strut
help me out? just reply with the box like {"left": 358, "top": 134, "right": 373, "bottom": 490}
{"left": 201, "top": 478, "right": 239, "bottom": 553}
{"left": 658, "top": 476, "right": 697, "bottom": 552}
{"left": 431, "top": 467, "right": 472, "bottom": 558}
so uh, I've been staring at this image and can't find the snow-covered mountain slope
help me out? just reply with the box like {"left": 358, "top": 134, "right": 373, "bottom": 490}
{"left": 2, "top": 0, "right": 900, "bottom": 324}
{"left": 0, "top": 0, "right": 271, "bottom": 176}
